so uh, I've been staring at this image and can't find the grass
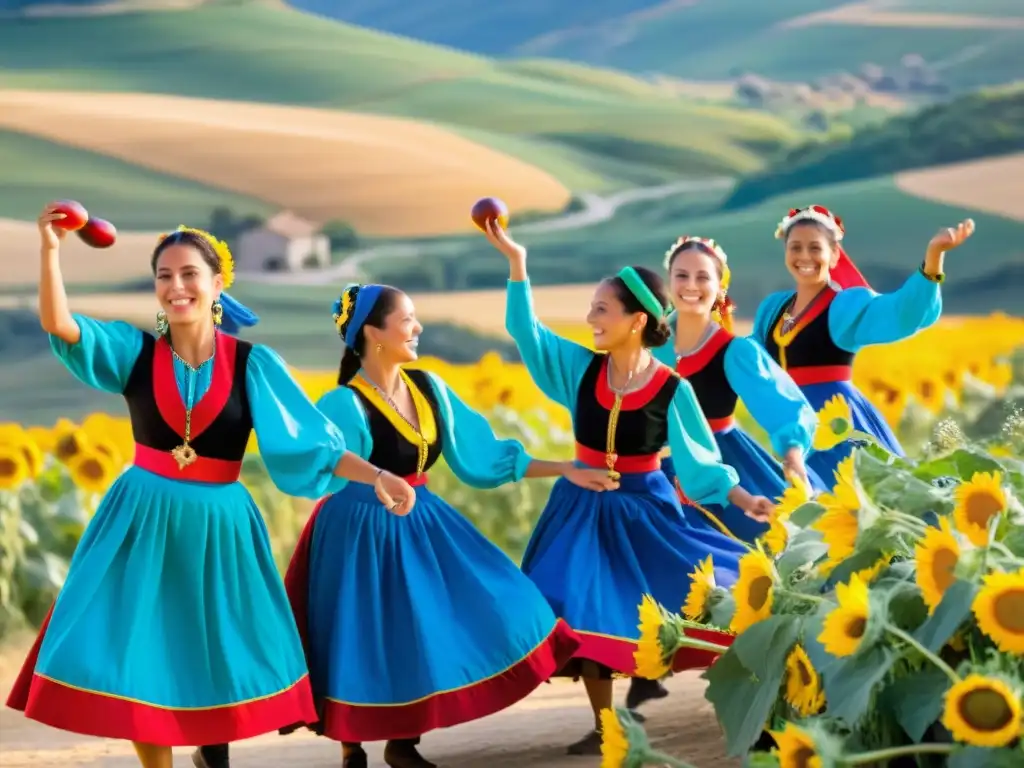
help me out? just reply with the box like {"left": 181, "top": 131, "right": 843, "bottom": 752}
{"left": 0, "top": 0, "right": 802, "bottom": 190}
{"left": 0, "top": 128, "right": 271, "bottom": 227}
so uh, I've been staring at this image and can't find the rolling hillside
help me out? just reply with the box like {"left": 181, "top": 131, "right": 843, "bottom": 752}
{"left": 293, "top": 0, "right": 1024, "bottom": 91}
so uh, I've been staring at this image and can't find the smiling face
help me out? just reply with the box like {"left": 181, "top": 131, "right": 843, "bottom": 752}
{"left": 362, "top": 291, "right": 422, "bottom": 364}
{"left": 587, "top": 280, "right": 644, "bottom": 352}
{"left": 785, "top": 221, "right": 839, "bottom": 287}
{"left": 154, "top": 243, "right": 222, "bottom": 329}
{"left": 668, "top": 246, "right": 721, "bottom": 319}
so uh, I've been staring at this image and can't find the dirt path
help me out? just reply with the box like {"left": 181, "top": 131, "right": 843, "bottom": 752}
{"left": 0, "top": 636, "right": 738, "bottom": 768}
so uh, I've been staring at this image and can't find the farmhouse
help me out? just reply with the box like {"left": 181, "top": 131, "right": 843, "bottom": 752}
{"left": 236, "top": 211, "right": 331, "bottom": 273}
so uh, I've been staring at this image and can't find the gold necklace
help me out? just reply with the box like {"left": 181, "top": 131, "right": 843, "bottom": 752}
{"left": 170, "top": 351, "right": 212, "bottom": 470}
{"left": 604, "top": 355, "right": 652, "bottom": 480}
{"left": 361, "top": 372, "right": 430, "bottom": 476}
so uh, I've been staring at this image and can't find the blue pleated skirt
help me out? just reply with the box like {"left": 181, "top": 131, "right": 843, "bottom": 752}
{"left": 662, "top": 426, "right": 828, "bottom": 543}
{"left": 800, "top": 381, "right": 904, "bottom": 482}
{"left": 294, "top": 481, "right": 578, "bottom": 742}
{"left": 520, "top": 470, "right": 744, "bottom": 675}
{"left": 7, "top": 466, "right": 315, "bottom": 746}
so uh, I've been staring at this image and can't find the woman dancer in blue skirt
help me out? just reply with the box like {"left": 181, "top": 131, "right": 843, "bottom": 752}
{"left": 481, "top": 222, "right": 775, "bottom": 755}
{"left": 7, "top": 206, "right": 415, "bottom": 768}
{"left": 753, "top": 204, "right": 975, "bottom": 480}
{"left": 279, "top": 283, "right": 614, "bottom": 768}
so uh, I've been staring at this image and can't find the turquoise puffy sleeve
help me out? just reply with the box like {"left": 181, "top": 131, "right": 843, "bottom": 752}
{"left": 752, "top": 292, "right": 792, "bottom": 346}
{"left": 667, "top": 377, "right": 738, "bottom": 507}
{"left": 829, "top": 271, "right": 942, "bottom": 352}
{"left": 652, "top": 316, "right": 677, "bottom": 367}
{"left": 246, "top": 345, "right": 349, "bottom": 499}
{"left": 505, "top": 279, "right": 594, "bottom": 414}
{"left": 724, "top": 337, "right": 816, "bottom": 457}
{"left": 49, "top": 313, "right": 144, "bottom": 394}
{"left": 314, "top": 386, "right": 374, "bottom": 494}
{"left": 426, "top": 372, "right": 532, "bottom": 489}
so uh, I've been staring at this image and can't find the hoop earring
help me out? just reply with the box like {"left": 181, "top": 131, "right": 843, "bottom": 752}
{"left": 211, "top": 300, "right": 223, "bottom": 326}
{"left": 155, "top": 310, "right": 169, "bottom": 336}
{"left": 375, "top": 342, "right": 383, "bottom": 354}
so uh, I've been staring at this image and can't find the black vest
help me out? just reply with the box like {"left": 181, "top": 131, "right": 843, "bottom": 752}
{"left": 123, "top": 331, "right": 253, "bottom": 461}
{"left": 676, "top": 329, "right": 737, "bottom": 420}
{"left": 574, "top": 354, "right": 679, "bottom": 456}
{"left": 762, "top": 290, "right": 855, "bottom": 369}
{"left": 349, "top": 369, "right": 444, "bottom": 477}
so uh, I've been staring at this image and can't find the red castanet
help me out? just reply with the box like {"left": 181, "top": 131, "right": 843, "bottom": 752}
{"left": 76, "top": 217, "right": 117, "bottom": 249}
{"left": 470, "top": 197, "right": 509, "bottom": 232}
{"left": 51, "top": 200, "right": 89, "bottom": 231}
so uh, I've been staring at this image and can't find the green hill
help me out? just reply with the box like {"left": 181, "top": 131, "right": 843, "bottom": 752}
{"left": 292, "top": 0, "right": 1024, "bottom": 91}
{"left": 0, "top": 129, "right": 272, "bottom": 227}
{"left": 725, "top": 84, "right": 1024, "bottom": 209}
{"left": 0, "top": 0, "right": 802, "bottom": 193}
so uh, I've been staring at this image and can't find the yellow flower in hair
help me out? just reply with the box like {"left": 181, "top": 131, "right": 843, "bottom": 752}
{"left": 333, "top": 289, "right": 355, "bottom": 333}
{"left": 164, "top": 226, "right": 236, "bottom": 289}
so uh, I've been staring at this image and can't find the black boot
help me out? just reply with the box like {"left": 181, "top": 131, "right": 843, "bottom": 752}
{"left": 566, "top": 729, "right": 602, "bottom": 756}
{"left": 342, "top": 743, "right": 368, "bottom": 768}
{"left": 384, "top": 737, "right": 436, "bottom": 768}
{"left": 192, "top": 745, "right": 229, "bottom": 768}
{"left": 625, "top": 677, "right": 669, "bottom": 719}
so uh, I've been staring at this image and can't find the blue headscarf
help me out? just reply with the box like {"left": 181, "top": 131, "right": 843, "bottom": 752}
{"left": 332, "top": 283, "right": 385, "bottom": 348}
{"left": 218, "top": 291, "right": 259, "bottom": 335}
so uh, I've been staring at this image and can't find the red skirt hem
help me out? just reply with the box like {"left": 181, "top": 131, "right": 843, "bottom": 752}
{"left": 316, "top": 618, "right": 580, "bottom": 742}
{"left": 573, "top": 626, "right": 733, "bottom": 676}
{"left": 10, "top": 672, "right": 317, "bottom": 746}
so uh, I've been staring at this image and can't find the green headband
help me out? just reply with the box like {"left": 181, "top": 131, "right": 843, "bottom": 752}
{"left": 617, "top": 266, "right": 666, "bottom": 319}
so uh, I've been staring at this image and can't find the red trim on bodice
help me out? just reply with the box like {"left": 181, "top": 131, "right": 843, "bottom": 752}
{"left": 594, "top": 356, "right": 674, "bottom": 411}
{"left": 153, "top": 332, "right": 237, "bottom": 440}
{"left": 674, "top": 327, "right": 733, "bottom": 378}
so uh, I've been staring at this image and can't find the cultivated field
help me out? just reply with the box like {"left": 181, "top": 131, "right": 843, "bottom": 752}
{"left": 0, "top": 90, "right": 571, "bottom": 238}
{"left": 894, "top": 153, "right": 1024, "bottom": 221}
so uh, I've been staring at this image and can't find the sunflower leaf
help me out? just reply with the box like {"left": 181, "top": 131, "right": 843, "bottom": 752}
{"left": 822, "top": 645, "right": 895, "bottom": 726}
{"left": 729, "top": 614, "right": 800, "bottom": 680}
{"left": 702, "top": 646, "right": 786, "bottom": 757}
{"left": 912, "top": 578, "right": 978, "bottom": 653}
{"left": 776, "top": 539, "right": 829, "bottom": 582}
{"left": 914, "top": 448, "right": 1004, "bottom": 483}
{"left": 790, "top": 501, "right": 827, "bottom": 527}
{"left": 878, "top": 665, "right": 950, "bottom": 742}
{"left": 855, "top": 450, "right": 950, "bottom": 518}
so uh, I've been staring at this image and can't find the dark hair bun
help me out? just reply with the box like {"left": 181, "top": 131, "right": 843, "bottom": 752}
{"left": 643, "top": 317, "right": 672, "bottom": 348}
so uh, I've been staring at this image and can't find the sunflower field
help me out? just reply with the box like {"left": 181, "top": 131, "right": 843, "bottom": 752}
{"left": 612, "top": 356, "right": 1024, "bottom": 765}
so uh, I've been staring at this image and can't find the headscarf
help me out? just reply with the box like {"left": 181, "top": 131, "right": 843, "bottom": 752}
{"left": 774, "top": 205, "right": 870, "bottom": 290}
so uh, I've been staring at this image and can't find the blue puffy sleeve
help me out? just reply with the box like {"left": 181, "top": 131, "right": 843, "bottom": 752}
{"left": 245, "top": 345, "right": 349, "bottom": 498}
{"left": 49, "top": 313, "right": 144, "bottom": 394}
{"left": 829, "top": 271, "right": 942, "bottom": 352}
{"left": 667, "top": 377, "right": 738, "bottom": 507}
{"left": 505, "top": 279, "right": 594, "bottom": 415}
{"left": 314, "top": 386, "right": 374, "bottom": 494}
{"left": 752, "top": 292, "right": 792, "bottom": 346}
{"left": 426, "top": 372, "right": 532, "bottom": 489}
{"left": 724, "top": 337, "right": 817, "bottom": 457}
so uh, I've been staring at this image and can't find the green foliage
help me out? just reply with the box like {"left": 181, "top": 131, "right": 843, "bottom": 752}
{"left": 726, "top": 85, "right": 1024, "bottom": 209}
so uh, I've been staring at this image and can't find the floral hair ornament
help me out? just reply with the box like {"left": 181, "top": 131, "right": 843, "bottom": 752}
{"left": 157, "top": 226, "right": 235, "bottom": 289}
{"left": 663, "top": 236, "right": 736, "bottom": 332}
{"left": 774, "top": 204, "right": 870, "bottom": 291}
{"left": 617, "top": 266, "right": 667, "bottom": 319}
{"left": 332, "top": 284, "right": 386, "bottom": 348}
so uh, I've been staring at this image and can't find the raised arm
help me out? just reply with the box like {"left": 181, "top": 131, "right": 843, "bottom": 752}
{"left": 481, "top": 222, "right": 593, "bottom": 412}
{"left": 829, "top": 220, "right": 974, "bottom": 352}
{"left": 246, "top": 345, "right": 413, "bottom": 512}
{"left": 724, "top": 337, "right": 816, "bottom": 463}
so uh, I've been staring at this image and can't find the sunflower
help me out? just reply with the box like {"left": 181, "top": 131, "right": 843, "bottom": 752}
{"left": 972, "top": 568, "right": 1024, "bottom": 654}
{"left": 0, "top": 426, "right": 44, "bottom": 480}
{"left": 53, "top": 422, "right": 90, "bottom": 463}
{"left": 915, "top": 517, "right": 961, "bottom": 613}
{"left": 941, "top": 674, "right": 1023, "bottom": 748}
{"left": 818, "top": 573, "right": 871, "bottom": 657}
{"left": 783, "top": 644, "right": 826, "bottom": 716}
{"left": 849, "top": 556, "right": 889, "bottom": 585}
{"left": 769, "top": 722, "right": 823, "bottom": 768}
{"left": 812, "top": 394, "right": 853, "bottom": 451}
{"left": 66, "top": 448, "right": 117, "bottom": 494}
{"left": 25, "top": 425, "right": 56, "bottom": 454}
{"left": 730, "top": 549, "right": 775, "bottom": 634}
{"left": 813, "top": 456, "right": 861, "bottom": 560}
{"left": 682, "top": 556, "right": 715, "bottom": 621}
{"left": 762, "top": 517, "right": 789, "bottom": 556}
{"left": 0, "top": 443, "right": 29, "bottom": 491}
{"left": 82, "top": 412, "right": 134, "bottom": 464}
{"left": 952, "top": 472, "right": 1007, "bottom": 546}
{"left": 599, "top": 708, "right": 630, "bottom": 768}
{"left": 764, "top": 478, "right": 812, "bottom": 555}
{"left": 634, "top": 595, "right": 670, "bottom": 679}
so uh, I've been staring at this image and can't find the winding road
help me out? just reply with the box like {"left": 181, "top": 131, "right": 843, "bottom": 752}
{"left": 237, "top": 177, "right": 734, "bottom": 286}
